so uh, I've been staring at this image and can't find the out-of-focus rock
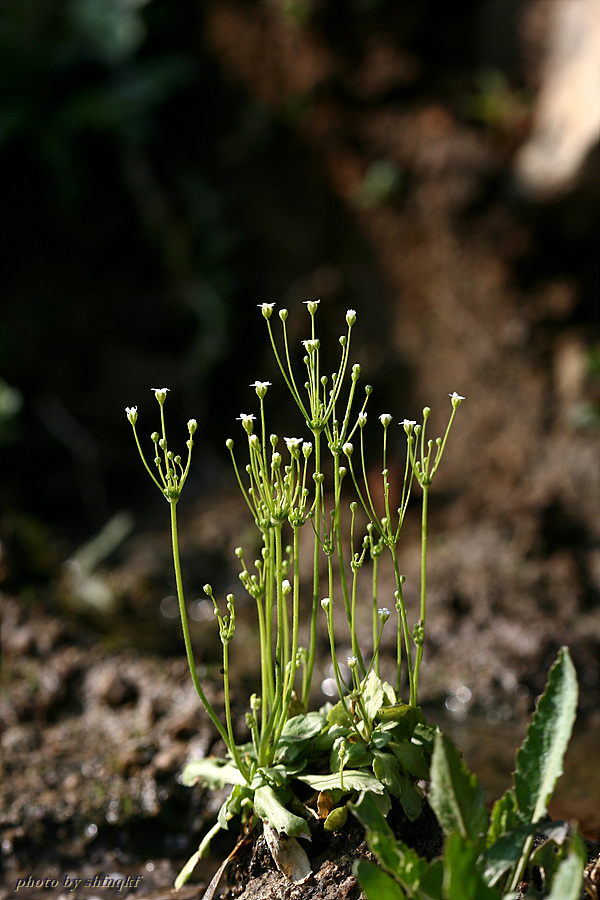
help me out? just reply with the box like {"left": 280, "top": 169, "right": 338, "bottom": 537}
{"left": 514, "top": 0, "right": 600, "bottom": 199}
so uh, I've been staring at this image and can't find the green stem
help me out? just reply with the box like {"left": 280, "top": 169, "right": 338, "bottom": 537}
{"left": 169, "top": 501, "right": 237, "bottom": 760}
{"left": 412, "top": 484, "right": 429, "bottom": 704}
{"left": 302, "top": 430, "right": 321, "bottom": 708}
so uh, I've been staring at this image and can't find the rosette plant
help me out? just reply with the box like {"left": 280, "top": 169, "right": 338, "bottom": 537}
{"left": 126, "top": 302, "right": 464, "bottom": 888}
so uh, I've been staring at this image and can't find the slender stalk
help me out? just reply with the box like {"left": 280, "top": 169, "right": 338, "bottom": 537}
{"left": 412, "top": 483, "right": 429, "bottom": 702}
{"left": 169, "top": 501, "right": 235, "bottom": 756}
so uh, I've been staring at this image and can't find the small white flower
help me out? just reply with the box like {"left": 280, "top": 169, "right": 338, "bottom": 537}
{"left": 378, "top": 607, "right": 390, "bottom": 623}
{"left": 358, "top": 411, "right": 367, "bottom": 427}
{"left": 347, "top": 656, "right": 358, "bottom": 668}
{"left": 449, "top": 391, "right": 465, "bottom": 408}
{"left": 187, "top": 419, "right": 198, "bottom": 435}
{"left": 152, "top": 388, "right": 170, "bottom": 404}
{"left": 342, "top": 442, "right": 353, "bottom": 456}
{"left": 402, "top": 419, "right": 417, "bottom": 433}
{"left": 237, "top": 413, "right": 256, "bottom": 435}
{"left": 346, "top": 309, "right": 357, "bottom": 326}
{"left": 250, "top": 380, "right": 271, "bottom": 399}
{"left": 258, "top": 303, "right": 275, "bottom": 319}
{"left": 301, "top": 339, "right": 319, "bottom": 353}
{"left": 379, "top": 413, "right": 392, "bottom": 427}
{"left": 125, "top": 406, "right": 138, "bottom": 425}
{"left": 281, "top": 579, "right": 292, "bottom": 594}
{"left": 303, "top": 299, "right": 320, "bottom": 315}
{"left": 284, "top": 436, "right": 302, "bottom": 454}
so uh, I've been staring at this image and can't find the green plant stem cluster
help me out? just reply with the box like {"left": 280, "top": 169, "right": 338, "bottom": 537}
{"left": 126, "top": 304, "right": 464, "bottom": 885}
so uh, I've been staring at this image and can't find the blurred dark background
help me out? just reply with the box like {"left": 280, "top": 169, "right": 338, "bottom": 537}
{"left": 1, "top": 0, "right": 599, "bottom": 663}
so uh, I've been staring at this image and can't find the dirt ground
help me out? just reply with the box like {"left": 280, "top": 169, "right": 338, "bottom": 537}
{"left": 2, "top": 1, "right": 599, "bottom": 898}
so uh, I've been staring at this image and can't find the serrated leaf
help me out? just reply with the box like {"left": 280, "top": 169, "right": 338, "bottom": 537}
{"left": 430, "top": 733, "right": 487, "bottom": 845}
{"left": 297, "top": 769, "right": 385, "bottom": 794}
{"left": 443, "top": 833, "right": 499, "bottom": 900}
{"left": 353, "top": 860, "right": 406, "bottom": 900}
{"left": 514, "top": 646, "right": 578, "bottom": 824}
{"left": 253, "top": 785, "right": 311, "bottom": 839}
{"left": 487, "top": 789, "right": 517, "bottom": 845}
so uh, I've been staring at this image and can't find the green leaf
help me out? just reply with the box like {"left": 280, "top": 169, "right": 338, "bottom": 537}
{"left": 362, "top": 671, "right": 385, "bottom": 726}
{"left": 174, "top": 847, "right": 202, "bottom": 891}
{"left": 280, "top": 711, "right": 326, "bottom": 741}
{"left": 182, "top": 757, "right": 248, "bottom": 788}
{"left": 372, "top": 749, "right": 402, "bottom": 797}
{"left": 253, "top": 785, "right": 311, "bottom": 839}
{"left": 298, "top": 769, "right": 385, "bottom": 794}
{"left": 324, "top": 805, "right": 348, "bottom": 831}
{"left": 486, "top": 789, "right": 517, "bottom": 845}
{"left": 430, "top": 733, "right": 487, "bottom": 845}
{"left": 546, "top": 830, "right": 585, "bottom": 900}
{"left": 330, "top": 736, "right": 370, "bottom": 772}
{"left": 443, "top": 833, "right": 499, "bottom": 900}
{"left": 398, "top": 780, "right": 423, "bottom": 822}
{"left": 353, "top": 860, "right": 405, "bottom": 900}
{"left": 352, "top": 788, "right": 394, "bottom": 835}
{"left": 514, "top": 647, "right": 578, "bottom": 824}
{"left": 389, "top": 739, "right": 430, "bottom": 780}
{"left": 479, "top": 822, "right": 539, "bottom": 887}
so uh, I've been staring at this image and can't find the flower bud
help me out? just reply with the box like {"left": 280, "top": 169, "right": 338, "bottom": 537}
{"left": 346, "top": 309, "right": 357, "bottom": 326}
{"left": 187, "top": 419, "right": 198, "bottom": 434}
{"left": 378, "top": 607, "right": 390, "bottom": 623}
{"left": 321, "top": 597, "right": 331, "bottom": 611}
{"left": 342, "top": 442, "right": 353, "bottom": 457}
{"left": 151, "top": 432, "right": 160, "bottom": 443}
{"left": 226, "top": 438, "right": 234, "bottom": 450}
{"left": 279, "top": 308, "right": 288, "bottom": 322}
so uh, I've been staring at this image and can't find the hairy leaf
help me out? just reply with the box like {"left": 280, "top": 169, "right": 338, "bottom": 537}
{"left": 514, "top": 647, "right": 578, "bottom": 824}
{"left": 430, "top": 733, "right": 487, "bottom": 845}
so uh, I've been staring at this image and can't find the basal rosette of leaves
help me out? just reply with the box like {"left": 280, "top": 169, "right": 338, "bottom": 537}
{"left": 126, "top": 303, "right": 464, "bottom": 889}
